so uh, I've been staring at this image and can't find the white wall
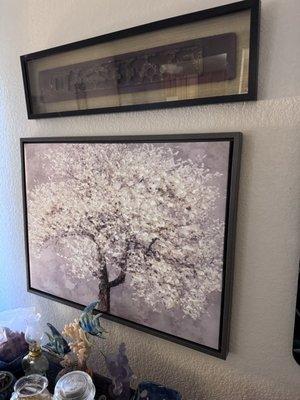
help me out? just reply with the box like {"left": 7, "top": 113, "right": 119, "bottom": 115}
{"left": 0, "top": 0, "right": 299, "bottom": 399}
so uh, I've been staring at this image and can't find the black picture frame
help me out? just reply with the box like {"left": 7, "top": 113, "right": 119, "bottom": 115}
{"left": 21, "top": 132, "right": 242, "bottom": 359}
{"left": 20, "top": 0, "right": 260, "bottom": 119}
{"left": 293, "top": 261, "right": 300, "bottom": 365}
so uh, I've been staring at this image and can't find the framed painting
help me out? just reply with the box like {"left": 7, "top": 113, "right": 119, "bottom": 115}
{"left": 20, "top": 0, "right": 259, "bottom": 119}
{"left": 21, "top": 133, "right": 242, "bottom": 359}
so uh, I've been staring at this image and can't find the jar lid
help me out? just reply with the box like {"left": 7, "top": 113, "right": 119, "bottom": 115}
{"left": 54, "top": 371, "right": 95, "bottom": 400}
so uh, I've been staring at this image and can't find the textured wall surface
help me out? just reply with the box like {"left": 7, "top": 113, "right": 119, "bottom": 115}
{"left": 0, "top": 0, "right": 300, "bottom": 399}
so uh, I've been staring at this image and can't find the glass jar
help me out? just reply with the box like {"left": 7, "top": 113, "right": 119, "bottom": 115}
{"left": 11, "top": 374, "right": 51, "bottom": 400}
{"left": 54, "top": 371, "right": 95, "bottom": 400}
{"left": 22, "top": 343, "right": 49, "bottom": 376}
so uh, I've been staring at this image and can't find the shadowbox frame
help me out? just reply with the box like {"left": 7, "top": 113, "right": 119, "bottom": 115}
{"left": 21, "top": 132, "right": 242, "bottom": 360}
{"left": 20, "top": 0, "right": 260, "bottom": 119}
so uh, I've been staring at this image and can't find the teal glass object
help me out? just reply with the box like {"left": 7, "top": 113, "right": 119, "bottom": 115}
{"left": 79, "top": 301, "right": 106, "bottom": 339}
{"left": 44, "top": 323, "right": 70, "bottom": 356}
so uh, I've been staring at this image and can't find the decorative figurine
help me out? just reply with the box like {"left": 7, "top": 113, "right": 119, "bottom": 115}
{"left": 62, "top": 319, "right": 92, "bottom": 374}
{"left": 79, "top": 301, "right": 106, "bottom": 339}
{"left": 43, "top": 323, "right": 72, "bottom": 382}
{"left": 44, "top": 323, "right": 70, "bottom": 356}
{"left": 104, "top": 343, "right": 134, "bottom": 400}
{"left": 42, "top": 302, "right": 106, "bottom": 380}
{"left": 61, "top": 301, "right": 107, "bottom": 376}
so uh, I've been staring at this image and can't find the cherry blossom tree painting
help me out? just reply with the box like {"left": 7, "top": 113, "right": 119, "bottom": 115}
{"left": 22, "top": 135, "right": 240, "bottom": 355}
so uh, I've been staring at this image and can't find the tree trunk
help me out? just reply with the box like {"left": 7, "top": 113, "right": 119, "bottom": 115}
{"left": 98, "top": 283, "right": 111, "bottom": 313}
{"left": 96, "top": 243, "right": 129, "bottom": 313}
{"left": 97, "top": 251, "right": 111, "bottom": 313}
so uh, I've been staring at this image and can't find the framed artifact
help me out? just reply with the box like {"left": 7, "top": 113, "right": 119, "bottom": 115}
{"left": 20, "top": 0, "right": 259, "bottom": 119}
{"left": 21, "top": 132, "right": 242, "bottom": 359}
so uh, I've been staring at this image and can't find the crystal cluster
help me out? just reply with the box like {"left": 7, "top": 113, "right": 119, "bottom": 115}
{"left": 0, "top": 328, "right": 28, "bottom": 363}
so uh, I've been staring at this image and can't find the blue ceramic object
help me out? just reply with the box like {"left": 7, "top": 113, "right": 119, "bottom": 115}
{"left": 134, "top": 381, "right": 182, "bottom": 400}
{"left": 44, "top": 323, "right": 70, "bottom": 356}
{"left": 79, "top": 301, "right": 106, "bottom": 338}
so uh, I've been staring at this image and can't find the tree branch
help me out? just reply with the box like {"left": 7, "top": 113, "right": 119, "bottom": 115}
{"left": 58, "top": 228, "right": 97, "bottom": 243}
{"left": 145, "top": 237, "right": 158, "bottom": 256}
{"left": 109, "top": 271, "right": 126, "bottom": 288}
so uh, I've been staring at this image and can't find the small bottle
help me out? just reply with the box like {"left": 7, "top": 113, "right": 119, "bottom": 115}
{"left": 54, "top": 371, "right": 96, "bottom": 400}
{"left": 22, "top": 341, "right": 49, "bottom": 376}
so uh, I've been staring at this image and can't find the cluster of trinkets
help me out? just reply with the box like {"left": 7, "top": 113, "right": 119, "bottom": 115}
{"left": 0, "top": 303, "right": 182, "bottom": 399}
{"left": 44, "top": 302, "right": 106, "bottom": 377}
{"left": 44, "top": 301, "right": 133, "bottom": 398}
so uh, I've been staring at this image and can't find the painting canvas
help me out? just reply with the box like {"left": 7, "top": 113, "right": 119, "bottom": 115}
{"left": 21, "top": 134, "right": 241, "bottom": 358}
